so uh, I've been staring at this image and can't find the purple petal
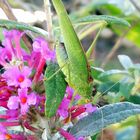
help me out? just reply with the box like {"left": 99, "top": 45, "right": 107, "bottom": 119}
{"left": 6, "top": 110, "right": 19, "bottom": 120}
{"left": 57, "top": 109, "right": 68, "bottom": 118}
{"left": 20, "top": 78, "right": 32, "bottom": 88}
{"left": 85, "top": 103, "right": 97, "bottom": 113}
{"left": 74, "top": 94, "right": 81, "bottom": 101}
{"left": 57, "top": 98, "right": 70, "bottom": 118}
{"left": 27, "top": 51, "right": 41, "bottom": 69}
{"left": 33, "top": 38, "right": 42, "bottom": 52}
{"left": 22, "top": 66, "right": 31, "bottom": 77}
{"left": 20, "top": 103, "right": 29, "bottom": 114}
{"left": 59, "top": 98, "right": 70, "bottom": 110}
{"left": 33, "top": 37, "right": 56, "bottom": 61}
{"left": 2, "top": 67, "right": 19, "bottom": 87}
{"left": 0, "top": 134, "right": 6, "bottom": 140}
{"left": 66, "top": 86, "right": 74, "bottom": 100}
{"left": 2, "top": 66, "right": 32, "bottom": 88}
{"left": 27, "top": 93, "right": 37, "bottom": 105}
{"left": 0, "top": 124, "right": 7, "bottom": 133}
{"left": 77, "top": 137, "right": 85, "bottom": 140}
{"left": 7, "top": 96, "right": 19, "bottom": 110}
{"left": 18, "top": 88, "right": 28, "bottom": 99}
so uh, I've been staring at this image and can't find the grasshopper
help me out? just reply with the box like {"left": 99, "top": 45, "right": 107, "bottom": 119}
{"left": 52, "top": 0, "right": 93, "bottom": 99}
{"left": 44, "top": 0, "right": 108, "bottom": 117}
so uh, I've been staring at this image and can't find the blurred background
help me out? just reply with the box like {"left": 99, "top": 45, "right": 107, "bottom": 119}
{"left": 1, "top": 0, "right": 140, "bottom": 140}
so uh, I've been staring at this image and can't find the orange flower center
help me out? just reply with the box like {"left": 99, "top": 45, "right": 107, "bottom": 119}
{"left": 21, "top": 97, "right": 27, "bottom": 104}
{"left": 18, "top": 76, "right": 24, "bottom": 83}
{"left": 5, "top": 134, "right": 12, "bottom": 139}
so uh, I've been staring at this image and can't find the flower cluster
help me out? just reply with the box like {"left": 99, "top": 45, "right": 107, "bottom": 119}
{"left": 0, "top": 29, "right": 96, "bottom": 140}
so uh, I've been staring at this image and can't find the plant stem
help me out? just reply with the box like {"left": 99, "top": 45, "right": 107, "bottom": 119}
{"left": 0, "top": 0, "right": 16, "bottom": 20}
{"left": 44, "top": 0, "right": 54, "bottom": 49}
{"left": 130, "top": 0, "right": 140, "bottom": 12}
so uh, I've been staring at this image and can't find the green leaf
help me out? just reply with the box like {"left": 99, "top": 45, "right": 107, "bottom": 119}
{"left": 0, "top": 19, "right": 48, "bottom": 37}
{"left": 44, "top": 62, "right": 66, "bottom": 118}
{"left": 70, "top": 0, "right": 122, "bottom": 19}
{"left": 76, "top": 15, "right": 130, "bottom": 27}
{"left": 129, "top": 95, "right": 140, "bottom": 104}
{"left": 113, "top": 22, "right": 140, "bottom": 48}
{"left": 91, "top": 134, "right": 99, "bottom": 140}
{"left": 126, "top": 23, "right": 140, "bottom": 48}
{"left": 118, "top": 55, "right": 134, "bottom": 69}
{"left": 98, "top": 69, "right": 129, "bottom": 82}
{"left": 91, "top": 66, "right": 104, "bottom": 80}
{"left": 70, "top": 102, "right": 140, "bottom": 138}
{"left": 53, "top": 0, "right": 92, "bottom": 98}
{"left": 100, "top": 4, "right": 123, "bottom": 15}
{"left": 119, "top": 80, "right": 134, "bottom": 99}
{"left": 98, "top": 81, "right": 119, "bottom": 93}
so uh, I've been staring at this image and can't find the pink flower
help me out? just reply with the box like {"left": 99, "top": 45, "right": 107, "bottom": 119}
{"left": 66, "top": 86, "right": 74, "bottom": 100}
{"left": 0, "top": 46, "right": 12, "bottom": 66}
{"left": 7, "top": 88, "right": 37, "bottom": 114}
{"left": 57, "top": 97, "right": 70, "bottom": 118}
{"left": 57, "top": 86, "right": 82, "bottom": 119}
{"left": 33, "top": 37, "right": 56, "bottom": 61}
{"left": 3, "top": 29, "right": 23, "bottom": 60}
{"left": 32, "top": 38, "right": 56, "bottom": 83}
{"left": 71, "top": 105, "right": 86, "bottom": 119}
{"left": 0, "top": 29, "right": 18, "bottom": 65}
{"left": 84, "top": 103, "right": 97, "bottom": 113}
{"left": 32, "top": 57, "right": 46, "bottom": 83}
{"left": 26, "top": 51, "right": 41, "bottom": 69}
{"left": 2, "top": 66, "right": 32, "bottom": 88}
{"left": 77, "top": 137, "right": 85, "bottom": 140}
{"left": 66, "top": 86, "right": 81, "bottom": 101}
{"left": 70, "top": 103, "right": 97, "bottom": 120}
{"left": 74, "top": 94, "right": 81, "bottom": 101}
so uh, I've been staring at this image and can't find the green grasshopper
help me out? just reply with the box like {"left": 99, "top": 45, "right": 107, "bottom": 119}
{"left": 52, "top": 0, "right": 93, "bottom": 99}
